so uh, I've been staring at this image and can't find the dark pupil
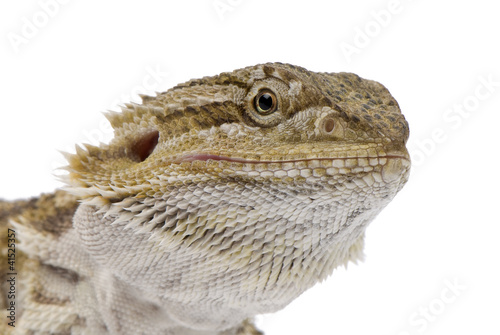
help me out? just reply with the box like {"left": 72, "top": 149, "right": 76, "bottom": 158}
{"left": 258, "top": 93, "right": 273, "bottom": 111}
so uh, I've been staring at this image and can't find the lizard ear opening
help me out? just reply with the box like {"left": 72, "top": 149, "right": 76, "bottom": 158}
{"left": 131, "top": 130, "right": 159, "bottom": 162}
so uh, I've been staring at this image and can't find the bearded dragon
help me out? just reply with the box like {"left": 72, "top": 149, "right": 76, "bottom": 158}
{"left": 0, "top": 63, "right": 410, "bottom": 335}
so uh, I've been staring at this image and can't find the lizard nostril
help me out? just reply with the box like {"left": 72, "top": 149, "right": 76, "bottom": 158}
{"left": 323, "top": 118, "right": 335, "bottom": 133}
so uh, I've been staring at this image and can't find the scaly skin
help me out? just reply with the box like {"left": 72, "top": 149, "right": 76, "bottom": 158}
{"left": 0, "top": 63, "right": 410, "bottom": 334}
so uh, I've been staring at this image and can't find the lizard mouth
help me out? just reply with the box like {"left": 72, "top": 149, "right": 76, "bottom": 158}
{"left": 174, "top": 153, "right": 410, "bottom": 164}
{"left": 173, "top": 152, "right": 411, "bottom": 184}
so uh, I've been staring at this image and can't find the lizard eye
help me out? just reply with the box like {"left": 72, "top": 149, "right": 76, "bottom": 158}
{"left": 246, "top": 85, "right": 284, "bottom": 127}
{"left": 254, "top": 90, "right": 278, "bottom": 115}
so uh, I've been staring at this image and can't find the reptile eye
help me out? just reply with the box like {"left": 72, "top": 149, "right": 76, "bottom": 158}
{"left": 246, "top": 85, "right": 283, "bottom": 127}
{"left": 254, "top": 90, "right": 278, "bottom": 115}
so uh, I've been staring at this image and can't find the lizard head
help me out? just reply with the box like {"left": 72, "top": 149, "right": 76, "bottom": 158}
{"left": 66, "top": 62, "right": 409, "bottom": 201}
{"left": 65, "top": 63, "right": 410, "bottom": 330}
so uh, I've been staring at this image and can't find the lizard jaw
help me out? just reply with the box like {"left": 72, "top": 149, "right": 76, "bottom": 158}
{"left": 173, "top": 153, "right": 410, "bottom": 164}
{"left": 174, "top": 152, "right": 411, "bottom": 185}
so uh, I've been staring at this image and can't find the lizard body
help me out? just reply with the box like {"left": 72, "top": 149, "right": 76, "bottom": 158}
{"left": 0, "top": 63, "right": 410, "bottom": 334}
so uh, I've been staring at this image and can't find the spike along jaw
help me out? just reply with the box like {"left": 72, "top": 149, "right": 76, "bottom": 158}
{"left": 64, "top": 106, "right": 163, "bottom": 207}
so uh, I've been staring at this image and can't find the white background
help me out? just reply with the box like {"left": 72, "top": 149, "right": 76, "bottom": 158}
{"left": 1, "top": 1, "right": 499, "bottom": 334}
